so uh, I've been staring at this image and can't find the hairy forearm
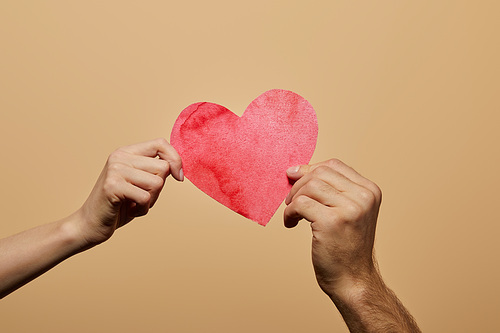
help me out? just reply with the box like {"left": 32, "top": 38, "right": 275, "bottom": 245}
{"left": 328, "top": 272, "right": 421, "bottom": 333}
{"left": 0, "top": 214, "right": 85, "bottom": 299}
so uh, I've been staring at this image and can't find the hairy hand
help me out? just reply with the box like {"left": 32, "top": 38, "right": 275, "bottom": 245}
{"left": 284, "top": 159, "right": 382, "bottom": 298}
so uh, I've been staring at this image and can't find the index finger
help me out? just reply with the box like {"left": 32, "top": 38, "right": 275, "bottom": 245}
{"left": 121, "top": 138, "right": 184, "bottom": 181}
{"left": 287, "top": 159, "right": 381, "bottom": 203}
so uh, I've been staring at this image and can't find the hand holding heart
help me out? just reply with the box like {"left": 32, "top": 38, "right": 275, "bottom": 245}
{"left": 282, "top": 161, "right": 420, "bottom": 332}
{"left": 284, "top": 159, "right": 382, "bottom": 299}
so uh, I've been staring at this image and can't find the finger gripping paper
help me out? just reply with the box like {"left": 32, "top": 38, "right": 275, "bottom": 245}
{"left": 170, "top": 89, "right": 318, "bottom": 226}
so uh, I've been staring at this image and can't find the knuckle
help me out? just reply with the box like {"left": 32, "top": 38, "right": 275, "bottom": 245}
{"left": 306, "top": 178, "right": 330, "bottom": 196}
{"left": 102, "top": 175, "right": 120, "bottom": 196}
{"left": 158, "top": 159, "right": 170, "bottom": 170}
{"left": 107, "top": 149, "right": 126, "bottom": 163}
{"left": 107, "top": 161, "right": 124, "bottom": 174}
{"left": 303, "top": 178, "right": 321, "bottom": 192}
{"left": 285, "top": 200, "right": 304, "bottom": 218}
{"left": 363, "top": 181, "right": 382, "bottom": 205}
{"left": 155, "top": 137, "right": 169, "bottom": 146}
{"left": 371, "top": 183, "right": 382, "bottom": 202}
{"left": 326, "top": 158, "right": 343, "bottom": 169}
{"left": 330, "top": 212, "right": 344, "bottom": 225}
{"left": 294, "top": 194, "right": 311, "bottom": 208}
{"left": 311, "top": 165, "right": 330, "bottom": 177}
{"left": 137, "top": 191, "right": 151, "bottom": 206}
{"left": 343, "top": 202, "right": 363, "bottom": 220}
{"left": 151, "top": 175, "right": 165, "bottom": 189}
{"left": 156, "top": 159, "right": 170, "bottom": 175}
{"left": 155, "top": 137, "right": 172, "bottom": 154}
{"left": 359, "top": 187, "right": 377, "bottom": 207}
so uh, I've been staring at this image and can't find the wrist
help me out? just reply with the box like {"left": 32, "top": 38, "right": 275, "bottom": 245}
{"left": 321, "top": 266, "right": 384, "bottom": 306}
{"left": 59, "top": 209, "right": 97, "bottom": 254}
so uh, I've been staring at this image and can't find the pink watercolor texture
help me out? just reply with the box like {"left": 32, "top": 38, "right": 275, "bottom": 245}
{"left": 170, "top": 89, "right": 318, "bottom": 225}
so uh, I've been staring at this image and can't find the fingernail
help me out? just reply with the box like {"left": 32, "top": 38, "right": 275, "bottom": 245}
{"left": 287, "top": 165, "right": 300, "bottom": 174}
{"left": 179, "top": 168, "right": 184, "bottom": 181}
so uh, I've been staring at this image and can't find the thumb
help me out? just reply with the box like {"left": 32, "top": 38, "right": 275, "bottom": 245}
{"left": 286, "top": 164, "right": 312, "bottom": 181}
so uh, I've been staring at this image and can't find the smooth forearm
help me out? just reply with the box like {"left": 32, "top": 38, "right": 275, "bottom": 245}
{"left": 326, "top": 272, "right": 421, "bottom": 333}
{"left": 0, "top": 213, "right": 87, "bottom": 299}
{"left": 0, "top": 139, "right": 181, "bottom": 299}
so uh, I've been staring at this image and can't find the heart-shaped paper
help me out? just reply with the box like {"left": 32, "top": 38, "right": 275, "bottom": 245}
{"left": 170, "top": 89, "right": 318, "bottom": 226}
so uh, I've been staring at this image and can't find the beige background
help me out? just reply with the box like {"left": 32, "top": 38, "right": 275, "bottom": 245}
{"left": 1, "top": 1, "right": 499, "bottom": 332}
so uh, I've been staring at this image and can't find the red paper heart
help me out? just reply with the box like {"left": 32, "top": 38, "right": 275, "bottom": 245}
{"left": 170, "top": 89, "right": 318, "bottom": 226}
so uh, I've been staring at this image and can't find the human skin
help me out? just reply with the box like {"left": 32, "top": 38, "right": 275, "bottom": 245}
{"left": 0, "top": 142, "right": 420, "bottom": 332}
{"left": 285, "top": 159, "right": 421, "bottom": 333}
{"left": 0, "top": 138, "right": 183, "bottom": 299}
